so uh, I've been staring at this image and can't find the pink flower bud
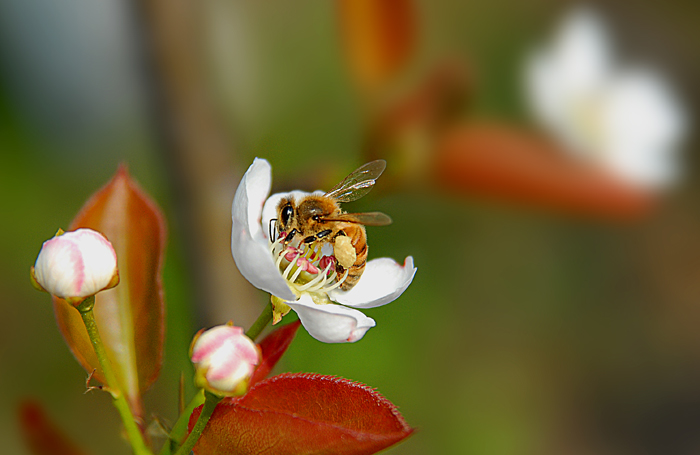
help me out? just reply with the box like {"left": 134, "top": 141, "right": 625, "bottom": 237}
{"left": 190, "top": 324, "right": 261, "bottom": 396}
{"left": 31, "top": 229, "right": 119, "bottom": 303}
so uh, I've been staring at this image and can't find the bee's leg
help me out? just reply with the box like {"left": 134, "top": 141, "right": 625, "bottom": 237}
{"left": 332, "top": 231, "right": 356, "bottom": 270}
{"left": 303, "top": 229, "right": 334, "bottom": 244}
{"left": 284, "top": 229, "right": 298, "bottom": 245}
{"left": 315, "top": 229, "right": 333, "bottom": 240}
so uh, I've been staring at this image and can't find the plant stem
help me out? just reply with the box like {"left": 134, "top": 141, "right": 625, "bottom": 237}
{"left": 173, "top": 391, "right": 222, "bottom": 455}
{"left": 245, "top": 301, "right": 272, "bottom": 341}
{"left": 159, "top": 303, "right": 272, "bottom": 454}
{"left": 77, "top": 296, "right": 153, "bottom": 455}
{"left": 158, "top": 390, "right": 205, "bottom": 455}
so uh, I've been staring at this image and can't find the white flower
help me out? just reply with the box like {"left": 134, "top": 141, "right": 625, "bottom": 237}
{"left": 525, "top": 6, "right": 686, "bottom": 189}
{"left": 32, "top": 228, "right": 119, "bottom": 303}
{"left": 231, "top": 158, "right": 416, "bottom": 343}
{"left": 190, "top": 324, "right": 260, "bottom": 396}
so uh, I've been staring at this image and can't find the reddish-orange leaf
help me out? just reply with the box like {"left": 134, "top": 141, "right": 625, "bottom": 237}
{"left": 337, "top": 0, "right": 417, "bottom": 95}
{"left": 52, "top": 165, "right": 166, "bottom": 420}
{"left": 434, "top": 122, "right": 655, "bottom": 220}
{"left": 249, "top": 320, "right": 301, "bottom": 387}
{"left": 190, "top": 373, "right": 414, "bottom": 455}
{"left": 19, "top": 400, "right": 89, "bottom": 455}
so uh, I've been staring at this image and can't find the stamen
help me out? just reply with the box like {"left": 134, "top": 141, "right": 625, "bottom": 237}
{"left": 322, "top": 270, "right": 349, "bottom": 292}
{"left": 305, "top": 260, "right": 320, "bottom": 274}
{"left": 275, "top": 248, "right": 287, "bottom": 269}
{"left": 296, "top": 262, "right": 333, "bottom": 292}
{"left": 295, "top": 270, "right": 326, "bottom": 291}
{"left": 284, "top": 248, "right": 301, "bottom": 262}
{"left": 289, "top": 261, "right": 305, "bottom": 283}
{"left": 303, "top": 275, "right": 329, "bottom": 293}
{"left": 302, "top": 245, "right": 314, "bottom": 259}
{"left": 281, "top": 252, "right": 301, "bottom": 280}
{"left": 311, "top": 244, "right": 321, "bottom": 261}
{"left": 271, "top": 236, "right": 349, "bottom": 299}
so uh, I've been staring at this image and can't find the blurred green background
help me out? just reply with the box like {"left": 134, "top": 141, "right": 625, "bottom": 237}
{"left": 1, "top": 0, "right": 699, "bottom": 454}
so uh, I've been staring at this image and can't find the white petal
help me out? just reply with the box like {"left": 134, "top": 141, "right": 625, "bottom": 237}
{"left": 287, "top": 294, "right": 376, "bottom": 343}
{"left": 525, "top": 7, "right": 610, "bottom": 116}
{"left": 76, "top": 230, "right": 118, "bottom": 296}
{"left": 207, "top": 361, "right": 253, "bottom": 393}
{"left": 33, "top": 229, "right": 117, "bottom": 298}
{"left": 601, "top": 68, "right": 686, "bottom": 187}
{"left": 525, "top": 51, "right": 568, "bottom": 136}
{"left": 524, "top": 7, "right": 614, "bottom": 158}
{"left": 551, "top": 7, "right": 611, "bottom": 95}
{"left": 231, "top": 159, "right": 296, "bottom": 301}
{"left": 329, "top": 256, "right": 417, "bottom": 309}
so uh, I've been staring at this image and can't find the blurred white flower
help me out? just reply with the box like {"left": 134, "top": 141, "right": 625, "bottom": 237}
{"left": 190, "top": 324, "right": 260, "bottom": 396}
{"left": 32, "top": 228, "right": 119, "bottom": 303}
{"left": 231, "top": 158, "right": 416, "bottom": 343}
{"left": 525, "top": 6, "right": 686, "bottom": 188}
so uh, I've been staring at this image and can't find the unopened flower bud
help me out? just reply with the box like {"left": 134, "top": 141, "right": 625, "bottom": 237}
{"left": 190, "top": 324, "right": 261, "bottom": 396}
{"left": 31, "top": 228, "right": 119, "bottom": 304}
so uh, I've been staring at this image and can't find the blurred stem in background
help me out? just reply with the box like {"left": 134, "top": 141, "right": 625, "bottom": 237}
{"left": 127, "top": 0, "right": 259, "bottom": 326}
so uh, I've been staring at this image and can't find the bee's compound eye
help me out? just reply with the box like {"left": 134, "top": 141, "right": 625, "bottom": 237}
{"left": 281, "top": 205, "right": 293, "bottom": 226}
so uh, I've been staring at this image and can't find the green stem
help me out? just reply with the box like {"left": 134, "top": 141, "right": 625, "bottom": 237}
{"left": 159, "top": 303, "right": 272, "bottom": 454}
{"left": 77, "top": 297, "right": 153, "bottom": 455}
{"left": 173, "top": 392, "right": 222, "bottom": 455}
{"left": 245, "top": 301, "right": 272, "bottom": 341}
{"left": 158, "top": 390, "right": 205, "bottom": 455}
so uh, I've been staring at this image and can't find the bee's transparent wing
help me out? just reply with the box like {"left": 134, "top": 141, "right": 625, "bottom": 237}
{"left": 322, "top": 212, "right": 392, "bottom": 226}
{"left": 324, "top": 160, "right": 386, "bottom": 203}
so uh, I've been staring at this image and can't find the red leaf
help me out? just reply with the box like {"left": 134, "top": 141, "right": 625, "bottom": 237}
{"left": 52, "top": 165, "right": 167, "bottom": 420}
{"left": 250, "top": 320, "right": 301, "bottom": 387}
{"left": 19, "top": 400, "right": 89, "bottom": 455}
{"left": 190, "top": 373, "right": 414, "bottom": 455}
{"left": 434, "top": 122, "right": 655, "bottom": 220}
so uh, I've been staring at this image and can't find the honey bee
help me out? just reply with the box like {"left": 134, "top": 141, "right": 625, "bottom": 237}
{"left": 274, "top": 160, "right": 392, "bottom": 291}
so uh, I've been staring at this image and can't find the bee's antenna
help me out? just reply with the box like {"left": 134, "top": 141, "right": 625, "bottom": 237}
{"left": 269, "top": 218, "right": 278, "bottom": 241}
{"left": 284, "top": 229, "right": 299, "bottom": 245}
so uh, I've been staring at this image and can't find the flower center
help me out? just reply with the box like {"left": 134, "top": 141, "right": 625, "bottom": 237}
{"left": 569, "top": 93, "right": 606, "bottom": 158}
{"left": 269, "top": 233, "right": 348, "bottom": 299}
